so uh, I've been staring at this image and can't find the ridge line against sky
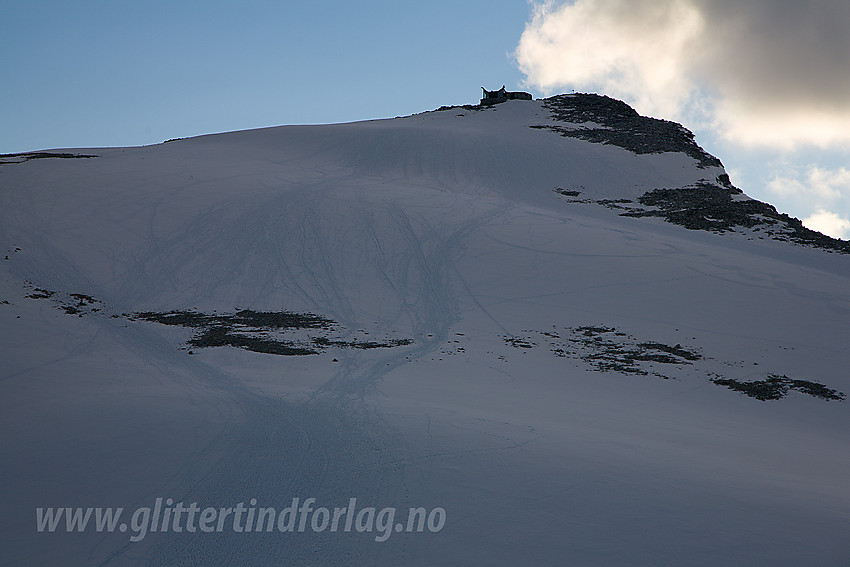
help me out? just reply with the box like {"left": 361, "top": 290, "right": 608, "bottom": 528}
{"left": 2, "top": 1, "right": 849, "bottom": 238}
{"left": 516, "top": 0, "right": 850, "bottom": 239}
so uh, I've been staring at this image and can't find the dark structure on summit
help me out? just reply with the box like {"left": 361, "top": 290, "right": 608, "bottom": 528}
{"left": 480, "top": 86, "right": 533, "bottom": 105}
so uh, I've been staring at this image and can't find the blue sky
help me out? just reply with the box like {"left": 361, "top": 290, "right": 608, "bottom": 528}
{"left": 3, "top": 1, "right": 849, "bottom": 238}
{"left": 1, "top": 1, "right": 528, "bottom": 152}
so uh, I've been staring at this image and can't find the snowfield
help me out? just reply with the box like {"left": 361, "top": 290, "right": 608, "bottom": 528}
{"left": 1, "top": 96, "right": 849, "bottom": 565}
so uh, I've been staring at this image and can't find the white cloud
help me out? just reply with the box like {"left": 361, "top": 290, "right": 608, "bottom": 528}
{"left": 516, "top": 0, "right": 850, "bottom": 148}
{"left": 516, "top": 0, "right": 704, "bottom": 119}
{"left": 802, "top": 210, "right": 850, "bottom": 240}
{"left": 767, "top": 166, "right": 850, "bottom": 200}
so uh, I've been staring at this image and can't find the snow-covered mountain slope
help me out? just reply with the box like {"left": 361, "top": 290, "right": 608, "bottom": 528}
{"left": 2, "top": 95, "right": 849, "bottom": 566}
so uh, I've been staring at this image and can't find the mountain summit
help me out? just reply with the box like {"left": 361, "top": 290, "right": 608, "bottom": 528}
{"left": 2, "top": 94, "right": 848, "bottom": 565}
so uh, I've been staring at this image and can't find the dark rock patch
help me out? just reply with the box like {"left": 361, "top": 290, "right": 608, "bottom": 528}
{"left": 131, "top": 309, "right": 333, "bottom": 330}
{"left": 711, "top": 375, "right": 844, "bottom": 401}
{"left": 554, "top": 187, "right": 582, "bottom": 197}
{"left": 26, "top": 288, "right": 56, "bottom": 300}
{"left": 130, "top": 309, "right": 412, "bottom": 356}
{"left": 189, "top": 326, "right": 319, "bottom": 356}
{"left": 313, "top": 336, "right": 413, "bottom": 350}
{"left": 0, "top": 152, "right": 97, "bottom": 166}
{"left": 622, "top": 181, "right": 850, "bottom": 252}
{"left": 532, "top": 94, "right": 721, "bottom": 168}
